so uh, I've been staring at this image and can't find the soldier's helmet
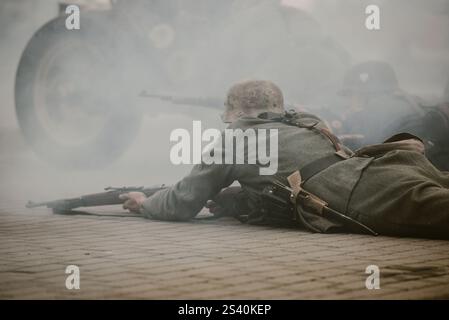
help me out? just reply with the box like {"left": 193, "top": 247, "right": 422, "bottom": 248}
{"left": 223, "top": 80, "right": 284, "bottom": 122}
{"left": 340, "top": 61, "right": 399, "bottom": 96}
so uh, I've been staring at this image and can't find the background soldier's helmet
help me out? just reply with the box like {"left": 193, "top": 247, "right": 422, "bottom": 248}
{"left": 340, "top": 61, "right": 399, "bottom": 96}
{"left": 226, "top": 80, "right": 284, "bottom": 112}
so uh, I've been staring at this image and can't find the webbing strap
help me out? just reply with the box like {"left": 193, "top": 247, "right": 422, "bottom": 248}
{"left": 265, "top": 111, "right": 344, "bottom": 153}
{"left": 300, "top": 154, "right": 343, "bottom": 182}
{"left": 258, "top": 111, "right": 348, "bottom": 181}
{"left": 318, "top": 127, "right": 342, "bottom": 152}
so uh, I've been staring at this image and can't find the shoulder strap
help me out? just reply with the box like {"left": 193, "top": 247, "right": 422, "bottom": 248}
{"left": 300, "top": 154, "right": 344, "bottom": 182}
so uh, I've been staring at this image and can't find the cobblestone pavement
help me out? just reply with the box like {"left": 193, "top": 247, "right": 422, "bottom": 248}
{"left": 1, "top": 207, "right": 449, "bottom": 299}
{"left": 1, "top": 130, "right": 449, "bottom": 299}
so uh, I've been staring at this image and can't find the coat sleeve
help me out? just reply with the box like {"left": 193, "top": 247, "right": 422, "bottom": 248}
{"left": 140, "top": 163, "right": 237, "bottom": 221}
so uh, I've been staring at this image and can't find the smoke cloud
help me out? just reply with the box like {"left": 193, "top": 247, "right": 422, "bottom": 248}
{"left": 0, "top": 0, "right": 448, "bottom": 206}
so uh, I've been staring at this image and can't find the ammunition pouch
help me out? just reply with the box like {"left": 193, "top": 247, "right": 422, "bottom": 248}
{"left": 257, "top": 185, "right": 297, "bottom": 226}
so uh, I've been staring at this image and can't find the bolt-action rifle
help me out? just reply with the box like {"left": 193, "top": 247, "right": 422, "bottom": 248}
{"left": 26, "top": 185, "right": 167, "bottom": 214}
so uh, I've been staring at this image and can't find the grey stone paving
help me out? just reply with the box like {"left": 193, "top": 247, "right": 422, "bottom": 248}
{"left": 1, "top": 207, "right": 449, "bottom": 299}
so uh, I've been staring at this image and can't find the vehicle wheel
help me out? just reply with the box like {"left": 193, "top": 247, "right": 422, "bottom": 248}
{"left": 15, "top": 12, "right": 142, "bottom": 169}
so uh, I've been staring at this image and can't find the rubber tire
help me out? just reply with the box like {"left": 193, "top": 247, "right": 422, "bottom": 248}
{"left": 15, "top": 12, "right": 142, "bottom": 169}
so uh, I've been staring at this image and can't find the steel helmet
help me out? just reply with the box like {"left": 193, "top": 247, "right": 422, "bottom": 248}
{"left": 225, "top": 80, "right": 284, "bottom": 113}
{"left": 340, "top": 61, "right": 399, "bottom": 96}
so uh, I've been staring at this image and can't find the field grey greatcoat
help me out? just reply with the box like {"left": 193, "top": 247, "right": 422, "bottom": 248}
{"left": 141, "top": 112, "right": 449, "bottom": 239}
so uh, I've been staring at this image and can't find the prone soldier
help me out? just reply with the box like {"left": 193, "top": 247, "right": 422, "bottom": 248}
{"left": 334, "top": 60, "right": 449, "bottom": 171}
{"left": 121, "top": 80, "right": 449, "bottom": 239}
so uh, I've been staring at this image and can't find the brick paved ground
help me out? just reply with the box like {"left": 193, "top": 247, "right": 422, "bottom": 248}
{"left": 1, "top": 129, "right": 449, "bottom": 299}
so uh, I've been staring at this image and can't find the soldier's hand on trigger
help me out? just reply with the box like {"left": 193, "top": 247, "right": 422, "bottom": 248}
{"left": 119, "top": 192, "right": 147, "bottom": 213}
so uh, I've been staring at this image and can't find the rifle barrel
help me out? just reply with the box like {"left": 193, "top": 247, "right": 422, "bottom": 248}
{"left": 26, "top": 186, "right": 167, "bottom": 211}
{"left": 140, "top": 91, "right": 223, "bottom": 110}
{"left": 26, "top": 201, "right": 47, "bottom": 208}
{"left": 139, "top": 91, "right": 173, "bottom": 101}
